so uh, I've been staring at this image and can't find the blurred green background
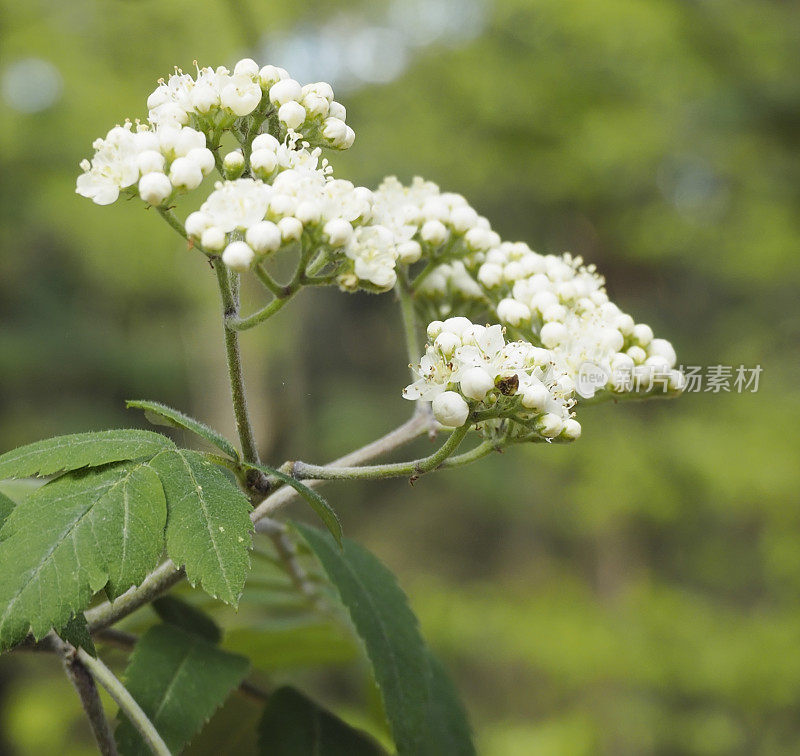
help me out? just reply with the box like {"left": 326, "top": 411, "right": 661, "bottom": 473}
{"left": 1, "top": 0, "right": 799, "bottom": 753}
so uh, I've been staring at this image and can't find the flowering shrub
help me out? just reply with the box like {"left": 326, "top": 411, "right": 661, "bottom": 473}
{"left": 0, "top": 58, "right": 683, "bottom": 754}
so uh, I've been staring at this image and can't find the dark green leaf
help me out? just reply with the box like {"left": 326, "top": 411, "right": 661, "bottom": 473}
{"left": 116, "top": 624, "right": 249, "bottom": 756}
{"left": 0, "top": 430, "right": 174, "bottom": 480}
{"left": 0, "top": 490, "right": 15, "bottom": 531}
{"left": 296, "top": 524, "right": 475, "bottom": 755}
{"left": 0, "top": 461, "right": 167, "bottom": 650}
{"left": 152, "top": 596, "right": 221, "bottom": 644}
{"left": 127, "top": 400, "right": 239, "bottom": 460}
{"left": 57, "top": 614, "right": 96, "bottom": 657}
{"left": 247, "top": 462, "right": 342, "bottom": 546}
{"left": 150, "top": 449, "right": 252, "bottom": 606}
{"left": 258, "top": 687, "right": 386, "bottom": 755}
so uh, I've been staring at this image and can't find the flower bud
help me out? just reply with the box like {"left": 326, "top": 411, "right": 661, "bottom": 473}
{"left": 233, "top": 58, "right": 259, "bottom": 77}
{"left": 295, "top": 201, "right": 321, "bottom": 225}
{"left": 222, "top": 241, "right": 255, "bottom": 271}
{"left": 520, "top": 384, "right": 550, "bottom": 411}
{"left": 138, "top": 172, "right": 172, "bottom": 205}
{"left": 323, "top": 219, "right": 353, "bottom": 247}
{"left": 562, "top": 419, "right": 582, "bottom": 440}
{"left": 186, "top": 147, "right": 215, "bottom": 176}
{"left": 201, "top": 226, "right": 226, "bottom": 251}
{"left": 137, "top": 150, "right": 165, "bottom": 175}
{"left": 434, "top": 332, "right": 461, "bottom": 357}
{"left": 245, "top": 221, "right": 282, "bottom": 254}
{"left": 427, "top": 321, "right": 445, "bottom": 339}
{"left": 169, "top": 157, "right": 204, "bottom": 190}
{"left": 269, "top": 79, "right": 302, "bottom": 106}
{"left": 328, "top": 101, "right": 346, "bottom": 120}
{"left": 497, "top": 298, "right": 531, "bottom": 327}
{"left": 432, "top": 391, "right": 470, "bottom": 428}
{"left": 648, "top": 338, "right": 677, "bottom": 369}
{"left": 252, "top": 133, "right": 280, "bottom": 152}
{"left": 632, "top": 323, "right": 654, "bottom": 347}
{"left": 537, "top": 413, "right": 564, "bottom": 438}
{"left": 278, "top": 216, "right": 303, "bottom": 241}
{"left": 450, "top": 206, "right": 479, "bottom": 233}
{"left": 250, "top": 148, "right": 277, "bottom": 178}
{"left": 322, "top": 117, "right": 348, "bottom": 147}
{"left": 421, "top": 219, "right": 448, "bottom": 247}
{"left": 185, "top": 211, "right": 211, "bottom": 238}
{"left": 460, "top": 367, "right": 495, "bottom": 401}
{"left": 397, "top": 240, "right": 422, "bottom": 264}
{"left": 221, "top": 76, "right": 262, "bottom": 116}
{"left": 259, "top": 65, "right": 289, "bottom": 89}
{"left": 540, "top": 322, "right": 567, "bottom": 348}
{"left": 278, "top": 101, "right": 306, "bottom": 130}
{"left": 191, "top": 83, "right": 219, "bottom": 113}
{"left": 222, "top": 150, "right": 245, "bottom": 179}
{"left": 477, "top": 262, "right": 503, "bottom": 288}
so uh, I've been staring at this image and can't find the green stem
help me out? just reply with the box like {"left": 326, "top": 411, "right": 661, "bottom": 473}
{"left": 226, "top": 291, "right": 296, "bottom": 330}
{"left": 77, "top": 649, "right": 171, "bottom": 756}
{"left": 254, "top": 264, "right": 284, "bottom": 297}
{"left": 291, "top": 423, "right": 470, "bottom": 481}
{"left": 411, "top": 258, "right": 439, "bottom": 290}
{"left": 396, "top": 271, "right": 422, "bottom": 375}
{"left": 215, "top": 263, "right": 261, "bottom": 465}
{"left": 156, "top": 207, "right": 212, "bottom": 257}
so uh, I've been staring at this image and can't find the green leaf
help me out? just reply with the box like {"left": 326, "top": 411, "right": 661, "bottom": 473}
{"left": 57, "top": 613, "right": 96, "bottom": 658}
{"left": 116, "top": 624, "right": 249, "bottom": 756}
{"left": 149, "top": 449, "right": 252, "bottom": 606}
{"left": 127, "top": 400, "right": 239, "bottom": 460}
{"left": 0, "top": 461, "right": 167, "bottom": 650}
{"left": 0, "top": 429, "right": 174, "bottom": 481}
{"left": 0, "top": 490, "right": 15, "bottom": 531}
{"left": 247, "top": 462, "right": 342, "bottom": 547}
{"left": 258, "top": 687, "right": 386, "bottom": 755}
{"left": 295, "top": 524, "right": 476, "bottom": 755}
{"left": 152, "top": 596, "right": 221, "bottom": 644}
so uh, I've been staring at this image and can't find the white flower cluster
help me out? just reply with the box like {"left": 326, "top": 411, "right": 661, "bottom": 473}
{"left": 146, "top": 59, "right": 354, "bottom": 149}
{"left": 76, "top": 122, "right": 214, "bottom": 206}
{"left": 371, "top": 177, "right": 501, "bottom": 265}
{"left": 184, "top": 159, "right": 397, "bottom": 287}
{"left": 403, "top": 317, "right": 580, "bottom": 442}
{"left": 416, "top": 236, "right": 684, "bottom": 399}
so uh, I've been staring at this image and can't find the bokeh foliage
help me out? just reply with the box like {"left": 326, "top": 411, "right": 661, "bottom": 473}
{"left": 1, "top": 0, "right": 798, "bottom": 753}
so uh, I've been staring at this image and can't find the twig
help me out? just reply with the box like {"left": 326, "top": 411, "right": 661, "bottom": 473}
{"left": 251, "top": 410, "right": 432, "bottom": 526}
{"left": 76, "top": 648, "right": 171, "bottom": 756}
{"left": 86, "top": 562, "right": 184, "bottom": 633}
{"left": 56, "top": 637, "right": 118, "bottom": 756}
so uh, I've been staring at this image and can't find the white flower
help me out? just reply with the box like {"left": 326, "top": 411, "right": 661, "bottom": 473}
{"left": 346, "top": 225, "right": 398, "bottom": 289}
{"left": 278, "top": 216, "right": 303, "bottom": 241}
{"left": 200, "top": 179, "right": 271, "bottom": 232}
{"left": 322, "top": 117, "right": 348, "bottom": 147}
{"left": 138, "top": 172, "right": 172, "bottom": 206}
{"left": 233, "top": 58, "right": 260, "bottom": 77}
{"left": 220, "top": 74, "right": 262, "bottom": 116}
{"left": 259, "top": 65, "right": 289, "bottom": 89}
{"left": 201, "top": 226, "right": 226, "bottom": 250}
{"left": 432, "top": 392, "right": 470, "bottom": 428}
{"left": 250, "top": 149, "right": 278, "bottom": 178}
{"left": 76, "top": 124, "right": 141, "bottom": 205}
{"left": 222, "top": 241, "right": 255, "bottom": 271}
{"left": 186, "top": 147, "right": 215, "bottom": 175}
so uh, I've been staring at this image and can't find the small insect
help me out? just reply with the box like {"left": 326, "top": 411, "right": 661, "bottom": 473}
{"left": 496, "top": 375, "right": 519, "bottom": 396}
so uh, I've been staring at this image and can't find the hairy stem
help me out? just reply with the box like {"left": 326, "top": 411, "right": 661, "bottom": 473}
{"left": 58, "top": 640, "right": 118, "bottom": 756}
{"left": 77, "top": 649, "right": 171, "bottom": 756}
{"left": 216, "top": 263, "right": 261, "bottom": 465}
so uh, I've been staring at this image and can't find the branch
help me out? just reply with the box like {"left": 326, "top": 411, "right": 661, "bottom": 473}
{"left": 56, "top": 638, "right": 118, "bottom": 756}
{"left": 251, "top": 410, "right": 432, "bottom": 526}
{"left": 289, "top": 423, "right": 470, "bottom": 481}
{"left": 86, "top": 561, "right": 184, "bottom": 633}
{"left": 76, "top": 648, "right": 171, "bottom": 756}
